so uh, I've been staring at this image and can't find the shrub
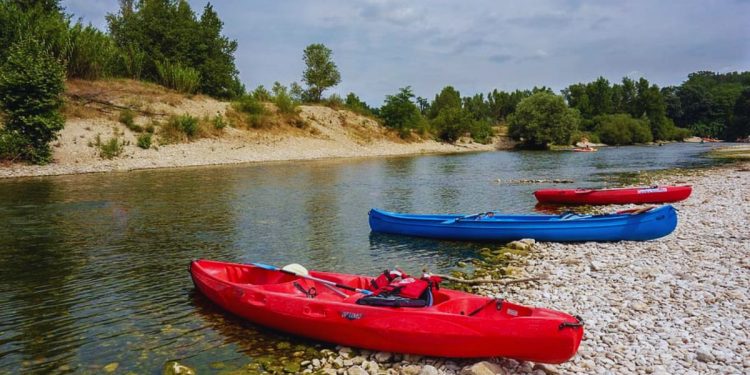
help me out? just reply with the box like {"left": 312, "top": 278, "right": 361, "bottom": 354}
{"left": 323, "top": 94, "right": 344, "bottom": 109}
{"left": 213, "top": 115, "right": 227, "bottom": 129}
{"left": 0, "top": 130, "right": 28, "bottom": 162}
{"left": 155, "top": 60, "right": 200, "bottom": 94}
{"left": 251, "top": 85, "right": 271, "bottom": 101}
{"left": 233, "top": 95, "right": 266, "bottom": 115}
{"left": 594, "top": 114, "right": 653, "bottom": 145}
{"left": 271, "top": 83, "right": 297, "bottom": 115}
{"left": 161, "top": 114, "right": 199, "bottom": 142}
{"left": 0, "top": 37, "right": 65, "bottom": 164}
{"left": 99, "top": 136, "right": 124, "bottom": 159}
{"left": 137, "top": 133, "right": 152, "bottom": 149}
{"left": 175, "top": 114, "right": 198, "bottom": 137}
{"left": 470, "top": 119, "right": 494, "bottom": 144}
{"left": 118, "top": 109, "right": 143, "bottom": 132}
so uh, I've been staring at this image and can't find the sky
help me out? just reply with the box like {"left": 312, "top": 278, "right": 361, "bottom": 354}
{"left": 62, "top": 0, "right": 750, "bottom": 105}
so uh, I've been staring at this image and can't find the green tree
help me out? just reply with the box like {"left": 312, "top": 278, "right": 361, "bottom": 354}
{"left": 379, "top": 86, "right": 427, "bottom": 137}
{"left": 107, "top": 0, "right": 242, "bottom": 98}
{"left": 428, "top": 86, "right": 462, "bottom": 119}
{"left": 301, "top": 43, "right": 341, "bottom": 102}
{"left": 726, "top": 88, "right": 750, "bottom": 140}
{"left": 508, "top": 92, "right": 580, "bottom": 148}
{"left": 0, "top": 37, "right": 65, "bottom": 163}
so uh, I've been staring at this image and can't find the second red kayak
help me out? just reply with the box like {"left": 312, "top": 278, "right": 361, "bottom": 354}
{"left": 534, "top": 185, "right": 692, "bottom": 205}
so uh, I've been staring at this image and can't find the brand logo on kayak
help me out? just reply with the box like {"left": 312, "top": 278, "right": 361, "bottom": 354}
{"left": 341, "top": 311, "right": 362, "bottom": 320}
{"left": 637, "top": 188, "right": 667, "bottom": 194}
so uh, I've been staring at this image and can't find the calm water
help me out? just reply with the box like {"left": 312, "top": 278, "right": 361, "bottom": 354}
{"left": 0, "top": 143, "right": 721, "bottom": 373}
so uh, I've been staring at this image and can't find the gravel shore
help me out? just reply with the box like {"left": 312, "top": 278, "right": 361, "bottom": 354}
{"left": 302, "top": 162, "right": 749, "bottom": 375}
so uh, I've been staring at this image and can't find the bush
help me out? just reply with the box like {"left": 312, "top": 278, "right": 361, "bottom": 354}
{"left": 271, "top": 83, "right": 297, "bottom": 115}
{"left": 0, "top": 37, "right": 65, "bottom": 164}
{"left": 508, "top": 92, "right": 580, "bottom": 148}
{"left": 118, "top": 109, "right": 143, "bottom": 132}
{"left": 323, "top": 94, "right": 344, "bottom": 109}
{"left": 137, "top": 133, "right": 152, "bottom": 149}
{"left": 98, "top": 136, "right": 124, "bottom": 159}
{"left": 594, "top": 114, "right": 653, "bottom": 145}
{"left": 431, "top": 107, "right": 471, "bottom": 142}
{"left": 233, "top": 95, "right": 266, "bottom": 115}
{"left": 175, "top": 114, "right": 198, "bottom": 137}
{"left": 161, "top": 114, "right": 199, "bottom": 142}
{"left": 251, "top": 85, "right": 271, "bottom": 101}
{"left": 213, "top": 115, "right": 227, "bottom": 129}
{"left": 470, "top": 119, "right": 494, "bottom": 144}
{"left": 155, "top": 60, "right": 200, "bottom": 94}
{"left": 0, "top": 130, "right": 28, "bottom": 162}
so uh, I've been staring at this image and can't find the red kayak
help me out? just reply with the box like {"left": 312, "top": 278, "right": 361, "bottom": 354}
{"left": 534, "top": 185, "right": 692, "bottom": 205}
{"left": 190, "top": 259, "right": 583, "bottom": 363}
{"left": 572, "top": 147, "right": 597, "bottom": 152}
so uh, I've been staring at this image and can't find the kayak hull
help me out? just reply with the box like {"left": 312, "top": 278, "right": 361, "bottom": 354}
{"left": 190, "top": 259, "right": 583, "bottom": 363}
{"left": 368, "top": 206, "right": 677, "bottom": 242}
{"left": 534, "top": 185, "right": 692, "bottom": 205}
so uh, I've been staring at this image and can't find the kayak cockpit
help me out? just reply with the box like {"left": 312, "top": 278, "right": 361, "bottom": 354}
{"left": 197, "top": 260, "right": 543, "bottom": 319}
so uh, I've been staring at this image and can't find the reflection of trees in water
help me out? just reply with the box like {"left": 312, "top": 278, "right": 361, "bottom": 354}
{"left": 0, "top": 180, "right": 82, "bottom": 373}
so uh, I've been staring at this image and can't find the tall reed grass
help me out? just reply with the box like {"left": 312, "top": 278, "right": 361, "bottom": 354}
{"left": 155, "top": 60, "right": 200, "bottom": 94}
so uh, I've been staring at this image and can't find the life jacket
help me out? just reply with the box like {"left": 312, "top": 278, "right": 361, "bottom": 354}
{"left": 357, "top": 270, "right": 442, "bottom": 308}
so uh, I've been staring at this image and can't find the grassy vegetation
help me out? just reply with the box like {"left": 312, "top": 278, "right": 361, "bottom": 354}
{"left": 91, "top": 134, "right": 125, "bottom": 159}
{"left": 118, "top": 109, "right": 143, "bottom": 132}
{"left": 158, "top": 114, "right": 224, "bottom": 144}
{"left": 137, "top": 133, "right": 152, "bottom": 149}
{"left": 155, "top": 60, "right": 200, "bottom": 94}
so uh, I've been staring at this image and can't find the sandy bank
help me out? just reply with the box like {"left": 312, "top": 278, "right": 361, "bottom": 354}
{"left": 1, "top": 80, "right": 508, "bottom": 179}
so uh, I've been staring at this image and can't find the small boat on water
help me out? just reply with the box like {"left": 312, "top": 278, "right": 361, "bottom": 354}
{"left": 369, "top": 205, "right": 677, "bottom": 242}
{"left": 190, "top": 259, "right": 584, "bottom": 363}
{"left": 572, "top": 147, "right": 597, "bottom": 152}
{"left": 534, "top": 185, "right": 692, "bottom": 205}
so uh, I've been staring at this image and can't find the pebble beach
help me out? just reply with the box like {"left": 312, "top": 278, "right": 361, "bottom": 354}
{"left": 295, "top": 161, "right": 749, "bottom": 375}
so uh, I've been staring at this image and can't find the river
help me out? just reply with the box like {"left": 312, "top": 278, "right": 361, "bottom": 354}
{"left": 0, "top": 143, "right": 722, "bottom": 373}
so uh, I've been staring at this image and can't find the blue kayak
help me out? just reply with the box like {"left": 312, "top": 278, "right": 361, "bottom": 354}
{"left": 368, "top": 205, "right": 677, "bottom": 242}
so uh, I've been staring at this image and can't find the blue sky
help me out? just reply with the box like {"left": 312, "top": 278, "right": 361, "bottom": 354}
{"left": 62, "top": 0, "right": 750, "bottom": 105}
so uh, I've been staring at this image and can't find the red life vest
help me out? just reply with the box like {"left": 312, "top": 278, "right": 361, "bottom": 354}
{"left": 368, "top": 270, "right": 442, "bottom": 299}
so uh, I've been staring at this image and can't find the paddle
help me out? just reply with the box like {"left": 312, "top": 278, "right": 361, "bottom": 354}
{"left": 615, "top": 206, "right": 656, "bottom": 215}
{"left": 440, "top": 212, "right": 489, "bottom": 224}
{"left": 252, "top": 262, "right": 373, "bottom": 295}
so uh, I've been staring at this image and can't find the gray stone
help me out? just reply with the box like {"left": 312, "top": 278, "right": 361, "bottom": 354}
{"left": 374, "top": 352, "right": 393, "bottom": 362}
{"left": 460, "top": 361, "right": 505, "bottom": 375}
{"left": 401, "top": 364, "right": 422, "bottom": 375}
{"left": 419, "top": 365, "right": 439, "bottom": 375}
{"left": 346, "top": 366, "right": 368, "bottom": 375}
{"left": 696, "top": 349, "right": 715, "bottom": 363}
{"left": 532, "top": 363, "right": 560, "bottom": 375}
